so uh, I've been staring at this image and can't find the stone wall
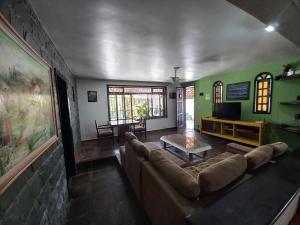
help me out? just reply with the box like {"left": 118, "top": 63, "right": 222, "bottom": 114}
{"left": 0, "top": 0, "right": 80, "bottom": 224}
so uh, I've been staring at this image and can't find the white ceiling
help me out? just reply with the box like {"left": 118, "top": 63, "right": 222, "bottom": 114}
{"left": 29, "top": 0, "right": 300, "bottom": 82}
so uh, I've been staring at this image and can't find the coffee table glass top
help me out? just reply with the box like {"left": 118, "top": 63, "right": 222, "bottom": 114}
{"left": 160, "top": 134, "right": 211, "bottom": 153}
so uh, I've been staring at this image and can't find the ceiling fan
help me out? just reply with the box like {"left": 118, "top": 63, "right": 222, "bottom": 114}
{"left": 170, "top": 66, "right": 182, "bottom": 83}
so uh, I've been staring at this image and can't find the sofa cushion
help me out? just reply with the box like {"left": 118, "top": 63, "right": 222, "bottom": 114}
{"left": 149, "top": 150, "right": 200, "bottom": 199}
{"left": 131, "top": 139, "right": 149, "bottom": 158}
{"left": 184, "top": 152, "right": 234, "bottom": 178}
{"left": 199, "top": 154, "right": 247, "bottom": 193}
{"left": 269, "top": 142, "right": 288, "bottom": 158}
{"left": 245, "top": 145, "right": 273, "bottom": 170}
{"left": 124, "top": 132, "right": 138, "bottom": 141}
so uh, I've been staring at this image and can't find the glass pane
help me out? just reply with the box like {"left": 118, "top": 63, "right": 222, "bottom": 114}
{"left": 153, "top": 88, "right": 164, "bottom": 93}
{"left": 257, "top": 105, "right": 262, "bottom": 111}
{"left": 117, "top": 95, "right": 125, "bottom": 119}
{"left": 159, "top": 95, "right": 164, "bottom": 116}
{"left": 263, "top": 89, "right": 268, "bottom": 96}
{"left": 258, "top": 82, "right": 263, "bottom": 89}
{"left": 258, "top": 90, "right": 263, "bottom": 96}
{"left": 124, "top": 87, "right": 152, "bottom": 94}
{"left": 263, "top": 97, "right": 268, "bottom": 104}
{"left": 258, "top": 97, "right": 262, "bottom": 104}
{"left": 262, "top": 104, "right": 267, "bottom": 111}
{"left": 152, "top": 95, "right": 160, "bottom": 117}
{"left": 108, "top": 86, "right": 123, "bottom": 93}
{"left": 124, "top": 95, "right": 132, "bottom": 119}
{"left": 263, "top": 81, "right": 268, "bottom": 88}
{"left": 132, "top": 94, "right": 149, "bottom": 119}
{"left": 109, "top": 95, "right": 117, "bottom": 120}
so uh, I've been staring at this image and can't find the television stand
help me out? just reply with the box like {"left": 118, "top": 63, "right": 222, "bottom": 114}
{"left": 201, "top": 116, "right": 267, "bottom": 146}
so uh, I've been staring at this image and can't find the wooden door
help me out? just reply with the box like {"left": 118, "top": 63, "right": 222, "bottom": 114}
{"left": 176, "top": 87, "right": 185, "bottom": 128}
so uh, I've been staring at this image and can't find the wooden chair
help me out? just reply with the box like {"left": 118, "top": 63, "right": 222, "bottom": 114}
{"left": 133, "top": 117, "right": 147, "bottom": 139}
{"left": 95, "top": 120, "right": 114, "bottom": 143}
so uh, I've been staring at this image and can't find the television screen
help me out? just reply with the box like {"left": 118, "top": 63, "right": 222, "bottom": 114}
{"left": 213, "top": 102, "right": 241, "bottom": 120}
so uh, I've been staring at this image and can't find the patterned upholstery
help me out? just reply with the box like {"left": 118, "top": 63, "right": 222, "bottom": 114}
{"left": 184, "top": 152, "right": 234, "bottom": 178}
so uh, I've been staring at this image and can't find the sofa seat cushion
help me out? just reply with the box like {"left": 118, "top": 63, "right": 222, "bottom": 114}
{"left": 199, "top": 154, "right": 247, "bottom": 193}
{"left": 245, "top": 145, "right": 273, "bottom": 170}
{"left": 124, "top": 132, "right": 138, "bottom": 141}
{"left": 149, "top": 150, "right": 200, "bottom": 199}
{"left": 269, "top": 142, "right": 288, "bottom": 158}
{"left": 184, "top": 152, "right": 234, "bottom": 178}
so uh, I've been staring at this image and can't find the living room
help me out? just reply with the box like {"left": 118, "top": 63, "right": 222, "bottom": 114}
{"left": 0, "top": 1, "right": 300, "bottom": 225}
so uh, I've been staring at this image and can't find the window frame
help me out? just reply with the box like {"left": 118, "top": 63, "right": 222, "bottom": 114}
{"left": 253, "top": 72, "right": 273, "bottom": 114}
{"left": 213, "top": 81, "right": 223, "bottom": 105}
{"left": 107, "top": 84, "right": 168, "bottom": 121}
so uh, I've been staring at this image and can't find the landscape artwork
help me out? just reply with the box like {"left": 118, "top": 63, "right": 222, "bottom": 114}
{"left": 0, "top": 17, "right": 57, "bottom": 191}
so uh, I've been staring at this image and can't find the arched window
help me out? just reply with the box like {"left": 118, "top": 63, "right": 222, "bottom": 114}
{"left": 213, "top": 81, "right": 223, "bottom": 104}
{"left": 253, "top": 72, "right": 273, "bottom": 114}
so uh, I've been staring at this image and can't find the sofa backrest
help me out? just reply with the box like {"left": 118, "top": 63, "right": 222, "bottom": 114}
{"left": 245, "top": 145, "right": 273, "bottom": 171}
{"left": 268, "top": 142, "right": 288, "bottom": 158}
{"left": 198, "top": 154, "right": 247, "bottom": 193}
{"left": 149, "top": 150, "right": 200, "bottom": 199}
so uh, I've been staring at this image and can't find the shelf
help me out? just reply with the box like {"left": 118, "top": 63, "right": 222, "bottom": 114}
{"left": 277, "top": 124, "right": 300, "bottom": 134}
{"left": 280, "top": 101, "right": 300, "bottom": 105}
{"left": 201, "top": 130, "right": 260, "bottom": 146}
{"left": 275, "top": 74, "right": 300, "bottom": 81}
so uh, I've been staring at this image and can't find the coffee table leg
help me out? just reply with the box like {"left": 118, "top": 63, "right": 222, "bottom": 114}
{"left": 189, "top": 153, "right": 193, "bottom": 161}
{"left": 163, "top": 142, "right": 166, "bottom": 149}
{"left": 203, "top": 151, "right": 207, "bottom": 158}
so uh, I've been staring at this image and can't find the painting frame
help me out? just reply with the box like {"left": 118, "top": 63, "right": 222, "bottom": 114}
{"left": 87, "top": 91, "right": 97, "bottom": 102}
{"left": 226, "top": 81, "right": 250, "bottom": 101}
{"left": 0, "top": 14, "right": 59, "bottom": 195}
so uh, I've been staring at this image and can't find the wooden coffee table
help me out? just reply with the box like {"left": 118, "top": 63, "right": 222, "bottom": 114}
{"left": 160, "top": 134, "right": 212, "bottom": 161}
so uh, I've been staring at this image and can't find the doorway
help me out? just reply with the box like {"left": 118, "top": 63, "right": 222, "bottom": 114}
{"left": 185, "top": 86, "right": 194, "bottom": 129}
{"left": 55, "top": 70, "right": 76, "bottom": 180}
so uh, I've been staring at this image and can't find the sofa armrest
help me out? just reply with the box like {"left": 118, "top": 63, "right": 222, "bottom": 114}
{"left": 142, "top": 161, "right": 193, "bottom": 225}
{"left": 226, "top": 143, "right": 253, "bottom": 155}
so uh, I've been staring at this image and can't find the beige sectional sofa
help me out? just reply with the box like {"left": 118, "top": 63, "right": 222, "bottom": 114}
{"left": 120, "top": 132, "right": 288, "bottom": 225}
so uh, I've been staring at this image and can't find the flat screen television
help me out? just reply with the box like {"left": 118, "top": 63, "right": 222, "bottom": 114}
{"left": 213, "top": 102, "right": 241, "bottom": 120}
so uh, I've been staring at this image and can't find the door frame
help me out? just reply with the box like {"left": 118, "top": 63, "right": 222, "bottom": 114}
{"left": 54, "top": 69, "right": 76, "bottom": 180}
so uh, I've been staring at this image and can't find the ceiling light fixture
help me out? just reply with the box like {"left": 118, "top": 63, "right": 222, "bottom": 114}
{"left": 170, "top": 66, "right": 181, "bottom": 83}
{"left": 265, "top": 25, "right": 275, "bottom": 32}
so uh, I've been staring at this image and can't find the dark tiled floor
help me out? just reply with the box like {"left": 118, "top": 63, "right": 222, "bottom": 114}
{"left": 76, "top": 127, "right": 229, "bottom": 164}
{"left": 68, "top": 128, "right": 230, "bottom": 225}
{"left": 66, "top": 158, "right": 151, "bottom": 225}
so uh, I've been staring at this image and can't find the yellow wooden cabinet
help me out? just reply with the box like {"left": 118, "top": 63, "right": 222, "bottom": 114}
{"left": 200, "top": 116, "right": 267, "bottom": 146}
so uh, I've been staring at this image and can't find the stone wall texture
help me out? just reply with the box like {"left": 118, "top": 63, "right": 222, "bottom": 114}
{"left": 0, "top": 0, "right": 80, "bottom": 224}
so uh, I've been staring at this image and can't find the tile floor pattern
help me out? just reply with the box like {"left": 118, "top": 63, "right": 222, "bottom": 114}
{"left": 66, "top": 159, "right": 151, "bottom": 225}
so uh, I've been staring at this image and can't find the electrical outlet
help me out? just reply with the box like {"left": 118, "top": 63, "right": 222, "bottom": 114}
{"left": 295, "top": 114, "right": 300, "bottom": 120}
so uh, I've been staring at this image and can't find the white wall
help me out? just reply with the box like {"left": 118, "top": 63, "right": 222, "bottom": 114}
{"left": 76, "top": 78, "right": 177, "bottom": 141}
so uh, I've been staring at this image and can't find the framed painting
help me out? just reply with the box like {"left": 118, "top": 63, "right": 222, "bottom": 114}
{"left": 87, "top": 91, "right": 97, "bottom": 102}
{"left": 0, "top": 14, "right": 58, "bottom": 194}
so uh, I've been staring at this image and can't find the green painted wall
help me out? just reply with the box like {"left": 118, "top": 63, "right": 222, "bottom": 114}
{"left": 195, "top": 58, "right": 300, "bottom": 149}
